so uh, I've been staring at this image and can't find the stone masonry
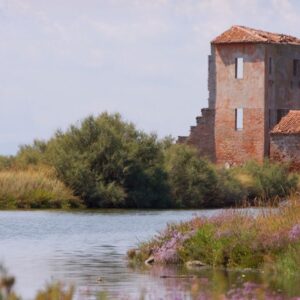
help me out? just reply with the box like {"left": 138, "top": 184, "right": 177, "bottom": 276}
{"left": 179, "top": 25, "right": 300, "bottom": 167}
{"left": 270, "top": 111, "right": 300, "bottom": 170}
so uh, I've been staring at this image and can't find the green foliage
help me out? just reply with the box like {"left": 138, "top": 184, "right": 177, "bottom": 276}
{"left": 44, "top": 113, "right": 170, "bottom": 208}
{"left": 178, "top": 223, "right": 263, "bottom": 268}
{"left": 16, "top": 140, "right": 47, "bottom": 167}
{"left": 164, "top": 144, "right": 218, "bottom": 208}
{"left": 178, "top": 223, "right": 224, "bottom": 266}
{"left": 265, "top": 243, "right": 300, "bottom": 297}
{"left": 0, "top": 156, "right": 15, "bottom": 171}
{"left": 272, "top": 243, "right": 300, "bottom": 276}
{"left": 134, "top": 202, "right": 300, "bottom": 272}
{"left": 238, "top": 160, "right": 298, "bottom": 201}
{"left": 213, "top": 169, "right": 246, "bottom": 207}
{"left": 2, "top": 112, "right": 297, "bottom": 209}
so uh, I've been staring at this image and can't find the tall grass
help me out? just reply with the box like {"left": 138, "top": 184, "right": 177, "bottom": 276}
{"left": 0, "top": 166, "right": 83, "bottom": 209}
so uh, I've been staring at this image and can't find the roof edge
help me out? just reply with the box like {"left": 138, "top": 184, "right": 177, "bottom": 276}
{"left": 211, "top": 25, "right": 300, "bottom": 46}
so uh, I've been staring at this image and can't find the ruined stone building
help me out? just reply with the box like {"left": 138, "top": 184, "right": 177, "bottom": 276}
{"left": 179, "top": 25, "right": 300, "bottom": 168}
{"left": 270, "top": 110, "right": 300, "bottom": 170}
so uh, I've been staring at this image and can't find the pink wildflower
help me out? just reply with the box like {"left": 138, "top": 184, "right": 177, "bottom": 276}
{"left": 153, "top": 230, "right": 194, "bottom": 264}
{"left": 289, "top": 224, "right": 300, "bottom": 241}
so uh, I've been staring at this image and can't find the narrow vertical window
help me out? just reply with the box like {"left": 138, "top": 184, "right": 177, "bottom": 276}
{"left": 235, "top": 57, "right": 244, "bottom": 79}
{"left": 293, "top": 59, "right": 299, "bottom": 77}
{"left": 269, "top": 57, "right": 272, "bottom": 75}
{"left": 235, "top": 108, "right": 243, "bottom": 130}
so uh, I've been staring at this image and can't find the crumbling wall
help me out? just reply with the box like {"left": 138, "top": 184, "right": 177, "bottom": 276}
{"left": 266, "top": 44, "right": 300, "bottom": 155}
{"left": 186, "top": 108, "right": 215, "bottom": 161}
{"left": 270, "top": 134, "right": 300, "bottom": 170}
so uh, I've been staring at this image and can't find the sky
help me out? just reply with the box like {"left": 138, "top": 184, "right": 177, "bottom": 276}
{"left": 1, "top": 0, "right": 300, "bottom": 155}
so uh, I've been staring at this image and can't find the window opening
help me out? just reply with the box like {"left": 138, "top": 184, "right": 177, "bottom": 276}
{"left": 235, "top": 58, "right": 244, "bottom": 79}
{"left": 235, "top": 108, "right": 243, "bottom": 130}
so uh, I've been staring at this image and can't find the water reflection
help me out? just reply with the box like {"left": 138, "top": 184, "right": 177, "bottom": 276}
{"left": 128, "top": 263, "right": 299, "bottom": 299}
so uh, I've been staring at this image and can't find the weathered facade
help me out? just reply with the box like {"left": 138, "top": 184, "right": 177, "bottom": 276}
{"left": 179, "top": 25, "right": 300, "bottom": 166}
{"left": 270, "top": 111, "right": 300, "bottom": 170}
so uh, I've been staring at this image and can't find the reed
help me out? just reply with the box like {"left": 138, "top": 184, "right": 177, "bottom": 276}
{"left": 0, "top": 166, "right": 83, "bottom": 209}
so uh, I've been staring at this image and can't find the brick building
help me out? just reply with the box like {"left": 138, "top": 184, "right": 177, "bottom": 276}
{"left": 270, "top": 111, "right": 300, "bottom": 170}
{"left": 179, "top": 25, "right": 300, "bottom": 166}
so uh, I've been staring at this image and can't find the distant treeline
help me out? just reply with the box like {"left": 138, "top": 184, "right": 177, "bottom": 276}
{"left": 0, "top": 113, "right": 298, "bottom": 209}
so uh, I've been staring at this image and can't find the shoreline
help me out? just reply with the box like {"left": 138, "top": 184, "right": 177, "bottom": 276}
{"left": 128, "top": 199, "right": 300, "bottom": 274}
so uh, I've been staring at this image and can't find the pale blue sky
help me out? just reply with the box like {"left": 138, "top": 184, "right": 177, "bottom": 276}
{"left": 1, "top": 0, "right": 300, "bottom": 154}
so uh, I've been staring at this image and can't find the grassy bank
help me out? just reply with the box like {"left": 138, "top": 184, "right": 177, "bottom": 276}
{"left": 0, "top": 167, "right": 83, "bottom": 209}
{"left": 128, "top": 197, "right": 300, "bottom": 276}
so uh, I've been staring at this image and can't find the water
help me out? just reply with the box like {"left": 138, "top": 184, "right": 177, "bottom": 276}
{"left": 0, "top": 209, "right": 298, "bottom": 299}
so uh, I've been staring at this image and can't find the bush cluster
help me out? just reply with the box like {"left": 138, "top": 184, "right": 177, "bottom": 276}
{"left": 0, "top": 112, "right": 297, "bottom": 209}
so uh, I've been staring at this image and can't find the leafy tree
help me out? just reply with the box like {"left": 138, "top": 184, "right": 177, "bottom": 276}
{"left": 16, "top": 140, "right": 47, "bottom": 167}
{"left": 164, "top": 144, "right": 218, "bottom": 208}
{"left": 44, "top": 113, "right": 170, "bottom": 208}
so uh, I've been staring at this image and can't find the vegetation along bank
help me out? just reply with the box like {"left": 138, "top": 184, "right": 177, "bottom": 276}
{"left": 128, "top": 198, "right": 300, "bottom": 283}
{"left": 0, "top": 112, "right": 298, "bottom": 209}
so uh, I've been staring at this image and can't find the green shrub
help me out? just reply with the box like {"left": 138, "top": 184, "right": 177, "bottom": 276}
{"left": 0, "top": 155, "right": 15, "bottom": 171}
{"left": 15, "top": 140, "right": 47, "bottom": 167}
{"left": 239, "top": 160, "right": 298, "bottom": 201}
{"left": 178, "top": 222, "right": 263, "bottom": 268}
{"left": 44, "top": 113, "right": 171, "bottom": 208}
{"left": 164, "top": 144, "right": 218, "bottom": 208}
{"left": 178, "top": 223, "right": 225, "bottom": 266}
{"left": 213, "top": 169, "right": 246, "bottom": 207}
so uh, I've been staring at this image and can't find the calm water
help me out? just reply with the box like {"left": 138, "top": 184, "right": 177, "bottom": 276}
{"left": 0, "top": 209, "right": 298, "bottom": 299}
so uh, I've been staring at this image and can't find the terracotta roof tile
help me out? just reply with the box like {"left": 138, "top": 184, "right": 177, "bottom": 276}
{"left": 271, "top": 111, "right": 300, "bottom": 134}
{"left": 212, "top": 25, "right": 300, "bottom": 45}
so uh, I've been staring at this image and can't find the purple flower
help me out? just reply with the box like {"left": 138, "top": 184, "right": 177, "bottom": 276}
{"left": 153, "top": 230, "right": 194, "bottom": 264}
{"left": 289, "top": 224, "right": 300, "bottom": 241}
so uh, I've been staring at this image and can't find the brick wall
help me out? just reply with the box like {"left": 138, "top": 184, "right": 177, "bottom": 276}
{"left": 215, "top": 108, "right": 265, "bottom": 165}
{"left": 179, "top": 40, "right": 300, "bottom": 166}
{"left": 213, "top": 43, "right": 266, "bottom": 165}
{"left": 270, "top": 134, "right": 300, "bottom": 170}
